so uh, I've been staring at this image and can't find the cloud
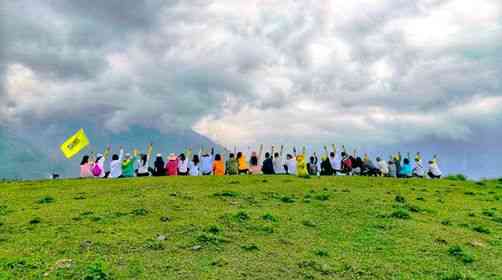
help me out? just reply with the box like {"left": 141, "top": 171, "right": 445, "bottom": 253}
{"left": 1, "top": 0, "right": 501, "bottom": 148}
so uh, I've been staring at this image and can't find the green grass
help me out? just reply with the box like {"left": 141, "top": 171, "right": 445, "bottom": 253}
{"left": 0, "top": 176, "right": 501, "bottom": 279}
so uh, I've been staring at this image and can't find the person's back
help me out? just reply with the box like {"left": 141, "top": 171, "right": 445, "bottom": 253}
{"left": 329, "top": 152, "right": 341, "bottom": 172}
{"left": 296, "top": 155, "right": 308, "bottom": 177}
{"left": 165, "top": 154, "right": 178, "bottom": 176}
{"left": 152, "top": 155, "right": 165, "bottom": 177}
{"left": 272, "top": 153, "right": 284, "bottom": 174}
{"left": 388, "top": 161, "right": 397, "bottom": 177}
{"left": 225, "top": 154, "right": 238, "bottom": 175}
{"left": 413, "top": 159, "right": 425, "bottom": 177}
{"left": 307, "top": 156, "right": 318, "bottom": 176}
{"left": 399, "top": 158, "right": 413, "bottom": 178}
{"left": 237, "top": 153, "right": 249, "bottom": 174}
{"left": 320, "top": 157, "right": 333, "bottom": 175}
{"left": 200, "top": 154, "right": 213, "bottom": 175}
{"left": 262, "top": 154, "right": 275, "bottom": 175}
{"left": 428, "top": 160, "right": 442, "bottom": 178}
{"left": 178, "top": 154, "right": 189, "bottom": 176}
{"left": 376, "top": 158, "right": 389, "bottom": 176}
{"left": 121, "top": 153, "right": 136, "bottom": 177}
{"left": 80, "top": 156, "right": 93, "bottom": 178}
{"left": 109, "top": 150, "right": 124, "bottom": 178}
{"left": 212, "top": 154, "right": 225, "bottom": 176}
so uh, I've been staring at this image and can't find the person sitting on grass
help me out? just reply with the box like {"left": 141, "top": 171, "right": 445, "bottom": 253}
{"left": 79, "top": 155, "right": 93, "bottom": 178}
{"left": 320, "top": 155, "right": 333, "bottom": 176}
{"left": 212, "top": 154, "right": 225, "bottom": 176}
{"left": 340, "top": 150, "right": 353, "bottom": 175}
{"left": 121, "top": 150, "right": 137, "bottom": 178}
{"left": 285, "top": 152, "right": 297, "bottom": 175}
{"left": 225, "top": 153, "right": 238, "bottom": 175}
{"left": 200, "top": 148, "right": 214, "bottom": 176}
{"left": 363, "top": 157, "right": 380, "bottom": 176}
{"left": 413, "top": 157, "right": 425, "bottom": 178}
{"left": 189, "top": 153, "right": 200, "bottom": 176}
{"left": 307, "top": 154, "right": 319, "bottom": 176}
{"left": 178, "top": 153, "right": 189, "bottom": 176}
{"left": 428, "top": 156, "right": 442, "bottom": 179}
{"left": 376, "top": 157, "right": 389, "bottom": 176}
{"left": 136, "top": 144, "right": 153, "bottom": 177}
{"left": 387, "top": 158, "right": 397, "bottom": 177}
{"left": 327, "top": 144, "right": 341, "bottom": 175}
{"left": 262, "top": 151, "right": 275, "bottom": 175}
{"left": 399, "top": 158, "right": 413, "bottom": 178}
{"left": 272, "top": 145, "right": 285, "bottom": 174}
{"left": 152, "top": 153, "right": 165, "bottom": 177}
{"left": 237, "top": 152, "right": 249, "bottom": 175}
{"left": 166, "top": 153, "right": 179, "bottom": 176}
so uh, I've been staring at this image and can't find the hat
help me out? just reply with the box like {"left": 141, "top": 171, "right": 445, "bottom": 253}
{"left": 169, "top": 153, "right": 177, "bottom": 161}
{"left": 125, "top": 153, "right": 131, "bottom": 158}
{"left": 96, "top": 153, "right": 103, "bottom": 158}
{"left": 156, "top": 153, "right": 162, "bottom": 157}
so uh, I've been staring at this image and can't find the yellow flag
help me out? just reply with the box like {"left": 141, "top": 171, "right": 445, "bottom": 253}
{"left": 60, "top": 129, "right": 90, "bottom": 159}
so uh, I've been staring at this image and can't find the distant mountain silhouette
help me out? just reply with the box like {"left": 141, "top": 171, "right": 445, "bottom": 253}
{"left": 0, "top": 122, "right": 221, "bottom": 179}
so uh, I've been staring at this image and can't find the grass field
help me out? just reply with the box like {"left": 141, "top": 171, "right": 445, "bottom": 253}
{"left": 0, "top": 176, "right": 501, "bottom": 279}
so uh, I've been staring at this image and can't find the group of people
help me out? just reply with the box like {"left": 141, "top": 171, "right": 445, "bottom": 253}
{"left": 79, "top": 144, "right": 443, "bottom": 179}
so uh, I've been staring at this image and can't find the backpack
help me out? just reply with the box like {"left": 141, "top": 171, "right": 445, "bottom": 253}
{"left": 91, "top": 163, "right": 102, "bottom": 177}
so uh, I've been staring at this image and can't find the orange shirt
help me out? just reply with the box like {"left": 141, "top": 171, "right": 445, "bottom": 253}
{"left": 212, "top": 160, "right": 225, "bottom": 176}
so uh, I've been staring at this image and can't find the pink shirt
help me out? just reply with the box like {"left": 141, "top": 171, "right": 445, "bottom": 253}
{"left": 80, "top": 163, "right": 93, "bottom": 178}
{"left": 166, "top": 159, "right": 179, "bottom": 176}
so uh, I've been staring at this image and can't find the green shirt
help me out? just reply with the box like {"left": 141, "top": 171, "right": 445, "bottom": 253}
{"left": 225, "top": 159, "right": 238, "bottom": 175}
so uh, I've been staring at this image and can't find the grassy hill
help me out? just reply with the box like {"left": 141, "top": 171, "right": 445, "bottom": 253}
{"left": 0, "top": 176, "right": 501, "bottom": 279}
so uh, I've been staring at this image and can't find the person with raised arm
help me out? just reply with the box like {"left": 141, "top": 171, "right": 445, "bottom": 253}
{"left": 237, "top": 148, "right": 249, "bottom": 175}
{"left": 91, "top": 145, "right": 110, "bottom": 178}
{"left": 121, "top": 148, "right": 138, "bottom": 178}
{"left": 188, "top": 148, "right": 201, "bottom": 176}
{"left": 428, "top": 155, "right": 442, "bottom": 179}
{"left": 376, "top": 157, "right": 389, "bottom": 176}
{"left": 413, "top": 152, "right": 425, "bottom": 178}
{"left": 321, "top": 146, "right": 334, "bottom": 176}
{"left": 249, "top": 144, "right": 263, "bottom": 175}
{"left": 136, "top": 143, "right": 153, "bottom": 177}
{"left": 399, "top": 152, "right": 413, "bottom": 178}
{"left": 340, "top": 145, "right": 353, "bottom": 175}
{"left": 152, "top": 151, "right": 165, "bottom": 177}
{"left": 272, "top": 145, "right": 285, "bottom": 174}
{"left": 109, "top": 146, "right": 124, "bottom": 178}
{"left": 307, "top": 152, "right": 319, "bottom": 176}
{"left": 200, "top": 147, "right": 214, "bottom": 176}
{"left": 328, "top": 144, "right": 341, "bottom": 175}
{"left": 178, "top": 150, "right": 189, "bottom": 176}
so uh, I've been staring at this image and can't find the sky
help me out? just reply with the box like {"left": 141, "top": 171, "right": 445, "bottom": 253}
{"left": 1, "top": 0, "right": 501, "bottom": 148}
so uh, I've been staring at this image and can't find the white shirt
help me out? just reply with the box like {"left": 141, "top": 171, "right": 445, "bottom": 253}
{"left": 188, "top": 161, "right": 200, "bottom": 176}
{"left": 178, "top": 159, "right": 189, "bottom": 173}
{"left": 273, "top": 157, "right": 285, "bottom": 174}
{"left": 329, "top": 155, "right": 341, "bottom": 171}
{"left": 377, "top": 160, "right": 389, "bottom": 175}
{"left": 109, "top": 149, "right": 123, "bottom": 178}
{"left": 414, "top": 161, "right": 425, "bottom": 176}
{"left": 429, "top": 162, "right": 442, "bottom": 176}
{"left": 286, "top": 158, "right": 297, "bottom": 175}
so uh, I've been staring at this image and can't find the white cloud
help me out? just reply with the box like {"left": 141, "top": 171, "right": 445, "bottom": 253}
{"left": 2, "top": 0, "right": 502, "bottom": 148}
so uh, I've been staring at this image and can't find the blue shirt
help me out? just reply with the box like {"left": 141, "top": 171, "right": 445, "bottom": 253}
{"left": 200, "top": 155, "right": 213, "bottom": 174}
{"left": 400, "top": 163, "right": 413, "bottom": 177}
